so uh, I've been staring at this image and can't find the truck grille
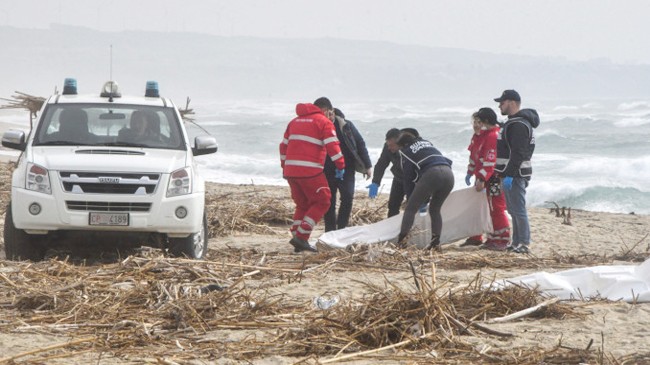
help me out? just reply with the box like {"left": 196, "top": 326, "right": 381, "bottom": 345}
{"left": 59, "top": 171, "right": 160, "bottom": 195}
{"left": 66, "top": 201, "right": 152, "bottom": 212}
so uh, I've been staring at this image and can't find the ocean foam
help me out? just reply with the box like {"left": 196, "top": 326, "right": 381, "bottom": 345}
{"left": 187, "top": 99, "right": 650, "bottom": 214}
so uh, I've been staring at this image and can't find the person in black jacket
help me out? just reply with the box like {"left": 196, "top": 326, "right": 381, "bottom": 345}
{"left": 367, "top": 128, "right": 409, "bottom": 218}
{"left": 396, "top": 129, "right": 454, "bottom": 250}
{"left": 494, "top": 89, "right": 540, "bottom": 254}
{"left": 320, "top": 102, "right": 373, "bottom": 231}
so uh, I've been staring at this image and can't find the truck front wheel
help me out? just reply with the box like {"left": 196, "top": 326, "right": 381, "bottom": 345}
{"left": 4, "top": 203, "right": 47, "bottom": 261}
{"left": 168, "top": 213, "right": 208, "bottom": 259}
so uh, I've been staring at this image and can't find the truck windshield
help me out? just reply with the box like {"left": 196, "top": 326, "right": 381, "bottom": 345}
{"left": 33, "top": 104, "right": 185, "bottom": 150}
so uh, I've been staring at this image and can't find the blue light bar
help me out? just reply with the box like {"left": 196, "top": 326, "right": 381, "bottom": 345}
{"left": 145, "top": 81, "right": 159, "bottom": 97}
{"left": 62, "top": 78, "right": 77, "bottom": 95}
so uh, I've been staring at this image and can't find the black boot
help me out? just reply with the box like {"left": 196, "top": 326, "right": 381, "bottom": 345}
{"left": 426, "top": 235, "right": 441, "bottom": 251}
{"left": 397, "top": 232, "right": 408, "bottom": 248}
{"left": 289, "top": 237, "right": 318, "bottom": 253}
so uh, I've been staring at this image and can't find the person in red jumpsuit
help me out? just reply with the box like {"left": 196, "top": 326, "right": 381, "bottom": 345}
{"left": 463, "top": 108, "right": 511, "bottom": 250}
{"left": 279, "top": 99, "right": 345, "bottom": 252}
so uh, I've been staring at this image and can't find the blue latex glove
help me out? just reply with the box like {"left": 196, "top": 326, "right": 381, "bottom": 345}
{"left": 465, "top": 174, "right": 472, "bottom": 186}
{"left": 419, "top": 203, "right": 428, "bottom": 213}
{"left": 502, "top": 176, "right": 513, "bottom": 191}
{"left": 335, "top": 168, "right": 345, "bottom": 180}
{"left": 367, "top": 182, "right": 379, "bottom": 198}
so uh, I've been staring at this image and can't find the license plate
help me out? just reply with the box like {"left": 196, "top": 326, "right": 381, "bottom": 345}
{"left": 89, "top": 212, "right": 129, "bottom": 226}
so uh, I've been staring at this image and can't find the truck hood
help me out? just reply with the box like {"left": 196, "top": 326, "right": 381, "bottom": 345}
{"left": 30, "top": 147, "right": 189, "bottom": 173}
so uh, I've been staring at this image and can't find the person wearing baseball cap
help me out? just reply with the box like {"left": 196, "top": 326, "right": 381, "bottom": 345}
{"left": 493, "top": 89, "right": 540, "bottom": 254}
{"left": 494, "top": 89, "right": 521, "bottom": 103}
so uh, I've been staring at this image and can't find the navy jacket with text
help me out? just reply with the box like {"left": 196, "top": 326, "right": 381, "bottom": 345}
{"left": 399, "top": 137, "right": 452, "bottom": 197}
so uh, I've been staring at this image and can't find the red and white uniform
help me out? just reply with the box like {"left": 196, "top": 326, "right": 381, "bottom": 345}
{"left": 280, "top": 103, "right": 345, "bottom": 240}
{"left": 467, "top": 127, "right": 510, "bottom": 247}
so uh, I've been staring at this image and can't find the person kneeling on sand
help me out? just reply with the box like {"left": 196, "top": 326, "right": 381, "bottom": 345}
{"left": 396, "top": 129, "right": 454, "bottom": 250}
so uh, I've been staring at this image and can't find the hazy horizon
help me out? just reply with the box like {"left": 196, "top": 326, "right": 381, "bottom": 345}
{"left": 3, "top": 0, "right": 650, "bottom": 65}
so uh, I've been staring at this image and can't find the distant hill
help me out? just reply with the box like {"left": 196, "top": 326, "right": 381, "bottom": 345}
{"left": 1, "top": 24, "right": 649, "bottom": 102}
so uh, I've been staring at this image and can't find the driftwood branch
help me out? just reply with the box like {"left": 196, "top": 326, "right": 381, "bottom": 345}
{"left": 178, "top": 96, "right": 195, "bottom": 122}
{"left": 0, "top": 91, "right": 46, "bottom": 127}
{"left": 319, "top": 332, "right": 436, "bottom": 364}
{"left": 484, "top": 297, "right": 561, "bottom": 324}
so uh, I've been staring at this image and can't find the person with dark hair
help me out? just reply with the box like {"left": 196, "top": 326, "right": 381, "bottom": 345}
{"left": 119, "top": 110, "right": 161, "bottom": 143}
{"left": 463, "top": 107, "right": 511, "bottom": 250}
{"left": 51, "top": 108, "right": 93, "bottom": 142}
{"left": 322, "top": 102, "right": 373, "bottom": 231}
{"left": 280, "top": 100, "right": 345, "bottom": 252}
{"left": 396, "top": 131, "right": 454, "bottom": 250}
{"left": 494, "top": 90, "right": 540, "bottom": 254}
{"left": 368, "top": 128, "right": 405, "bottom": 217}
{"left": 314, "top": 96, "right": 335, "bottom": 121}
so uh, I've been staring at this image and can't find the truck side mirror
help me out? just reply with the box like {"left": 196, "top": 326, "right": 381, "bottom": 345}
{"left": 2, "top": 130, "right": 26, "bottom": 151}
{"left": 192, "top": 135, "right": 218, "bottom": 156}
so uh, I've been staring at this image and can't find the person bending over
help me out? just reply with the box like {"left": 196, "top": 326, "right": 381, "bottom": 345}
{"left": 396, "top": 129, "right": 454, "bottom": 250}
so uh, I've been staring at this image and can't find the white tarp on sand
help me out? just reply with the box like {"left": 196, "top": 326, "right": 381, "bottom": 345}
{"left": 318, "top": 188, "right": 493, "bottom": 248}
{"left": 500, "top": 259, "right": 650, "bottom": 303}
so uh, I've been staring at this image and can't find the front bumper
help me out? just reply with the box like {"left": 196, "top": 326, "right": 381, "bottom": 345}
{"left": 11, "top": 187, "right": 205, "bottom": 236}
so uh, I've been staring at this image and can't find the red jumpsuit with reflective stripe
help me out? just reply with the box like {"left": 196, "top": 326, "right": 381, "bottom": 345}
{"left": 280, "top": 103, "right": 345, "bottom": 240}
{"left": 467, "top": 127, "right": 510, "bottom": 247}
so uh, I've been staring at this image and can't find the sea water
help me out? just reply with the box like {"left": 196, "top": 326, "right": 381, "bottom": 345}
{"left": 186, "top": 98, "right": 650, "bottom": 215}
{"left": 1, "top": 98, "right": 648, "bottom": 215}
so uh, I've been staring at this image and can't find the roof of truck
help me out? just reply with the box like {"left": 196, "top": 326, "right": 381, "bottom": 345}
{"left": 48, "top": 79, "right": 175, "bottom": 107}
{"left": 49, "top": 94, "right": 174, "bottom": 107}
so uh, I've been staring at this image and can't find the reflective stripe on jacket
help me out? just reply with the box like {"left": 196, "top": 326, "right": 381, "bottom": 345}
{"left": 495, "top": 117, "right": 535, "bottom": 178}
{"left": 280, "top": 103, "right": 345, "bottom": 178}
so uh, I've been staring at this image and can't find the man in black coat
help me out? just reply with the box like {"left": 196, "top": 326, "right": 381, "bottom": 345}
{"left": 494, "top": 89, "right": 540, "bottom": 254}
{"left": 318, "top": 99, "right": 372, "bottom": 232}
{"left": 367, "top": 128, "right": 404, "bottom": 217}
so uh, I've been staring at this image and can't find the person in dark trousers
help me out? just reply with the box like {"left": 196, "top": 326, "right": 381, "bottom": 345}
{"left": 319, "top": 101, "right": 373, "bottom": 232}
{"left": 396, "top": 129, "right": 454, "bottom": 250}
{"left": 494, "top": 89, "right": 540, "bottom": 254}
{"left": 368, "top": 128, "right": 407, "bottom": 217}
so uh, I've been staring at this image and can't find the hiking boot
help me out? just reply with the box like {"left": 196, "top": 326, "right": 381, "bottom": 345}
{"left": 289, "top": 237, "right": 318, "bottom": 253}
{"left": 460, "top": 237, "right": 483, "bottom": 247}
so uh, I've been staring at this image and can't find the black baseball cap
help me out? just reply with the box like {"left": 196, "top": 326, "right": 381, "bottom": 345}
{"left": 494, "top": 89, "right": 521, "bottom": 102}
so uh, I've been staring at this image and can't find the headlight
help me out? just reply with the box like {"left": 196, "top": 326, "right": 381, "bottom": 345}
{"left": 26, "top": 163, "right": 51, "bottom": 194}
{"left": 167, "top": 167, "right": 192, "bottom": 197}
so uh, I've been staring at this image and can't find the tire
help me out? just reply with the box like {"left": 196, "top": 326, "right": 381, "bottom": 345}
{"left": 168, "top": 213, "right": 208, "bottom": 259}
{"left": 4, "top": 203, "right": 47, "bottom": 261}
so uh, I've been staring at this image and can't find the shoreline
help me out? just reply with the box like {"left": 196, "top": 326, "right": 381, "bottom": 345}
{"left": 0, "top": 163, "right": 649, "bottom": 363}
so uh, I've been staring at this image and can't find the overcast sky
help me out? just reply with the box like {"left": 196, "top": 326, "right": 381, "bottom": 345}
{"left": 2, "top": 0, "right": 649, "bottom": 64}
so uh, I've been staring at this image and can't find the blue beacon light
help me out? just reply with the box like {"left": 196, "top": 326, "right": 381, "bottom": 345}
{"left": 145, "top": 81, "right": 159, "bottom": 97}
{"left": 62, "top": 78, "right": 78, "bottom": 95}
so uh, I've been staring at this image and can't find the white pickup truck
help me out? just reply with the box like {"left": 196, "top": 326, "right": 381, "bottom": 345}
{"left": 2, "top": 79, "right": 218, "bottom": 260}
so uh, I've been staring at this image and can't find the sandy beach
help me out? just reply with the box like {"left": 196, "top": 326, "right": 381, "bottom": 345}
{"left": 0, "top": 161, "right": 649, "bottom": 364}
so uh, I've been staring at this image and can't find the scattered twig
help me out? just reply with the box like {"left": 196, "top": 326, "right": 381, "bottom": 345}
{"left": 484, "top": 297, "right": 561, "bottom": 323}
